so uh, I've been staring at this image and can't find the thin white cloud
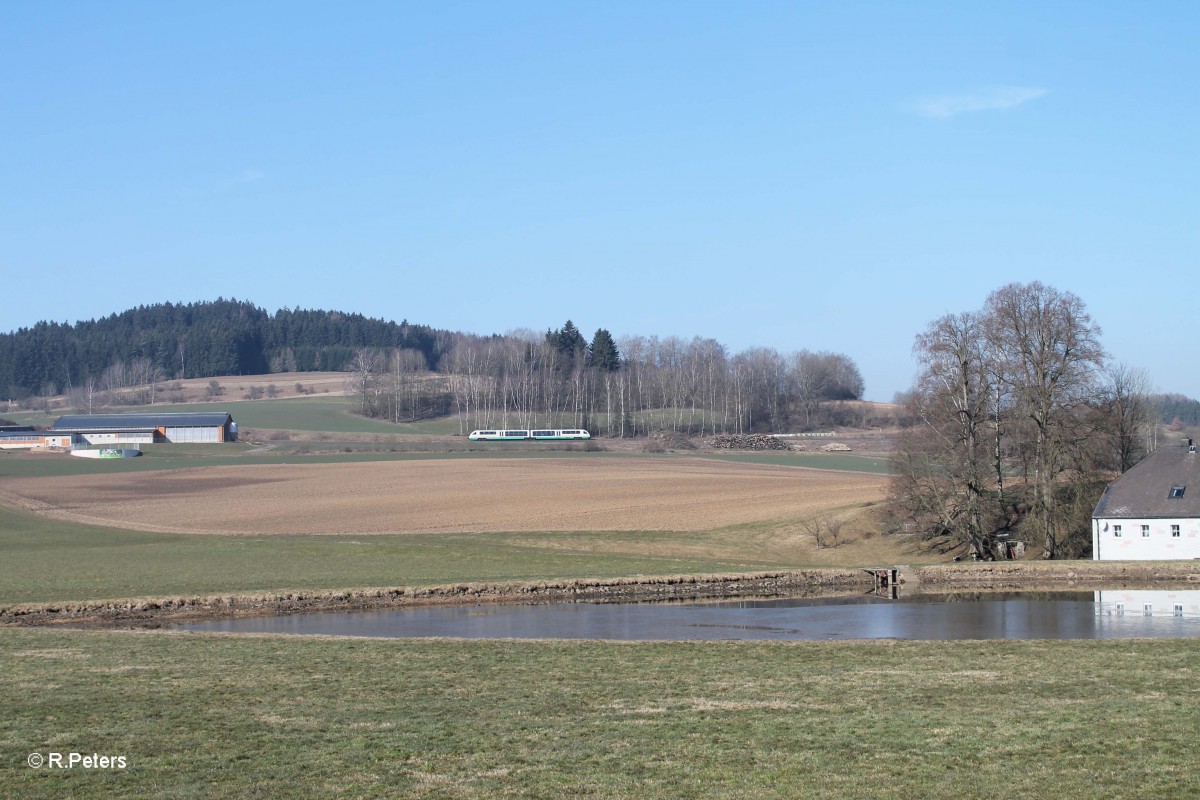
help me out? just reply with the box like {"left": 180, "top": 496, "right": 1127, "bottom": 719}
{"left": 913, "top": 86, "right": 1049, "bottom": 119}
{"left": 228, "top": 168, "right": 266, "bottom": 185}
{"left": 178, "top": 169, "right": 267, "bottom": 199}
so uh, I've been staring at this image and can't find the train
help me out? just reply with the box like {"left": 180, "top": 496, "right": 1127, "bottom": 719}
{"left": 468, "top": 428, "right": 591, "bottom": 441}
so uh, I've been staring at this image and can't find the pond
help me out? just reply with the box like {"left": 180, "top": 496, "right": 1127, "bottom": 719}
{"left": 173, "top": 588, "right": 1200, "bottom": 641}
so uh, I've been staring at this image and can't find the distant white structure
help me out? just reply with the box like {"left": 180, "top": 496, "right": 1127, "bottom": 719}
{"left": 70, "top": 448, "right": 143, "bottom": 459}
{"left": 1092, "top": 440, "right": 1200, "bottom": 560}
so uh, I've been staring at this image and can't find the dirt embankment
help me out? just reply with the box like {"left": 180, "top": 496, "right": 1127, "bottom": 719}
{"left": 910, "top": 561, "right": 1200, "bottom": 587}
{"left": 0, "top": 570, "right": 870, "bottom": 627}
{"left": 6, "top": 562, "right": 1200, "bottom": 627}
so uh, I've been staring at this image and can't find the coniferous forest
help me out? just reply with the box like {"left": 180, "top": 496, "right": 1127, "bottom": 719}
{"left": 0, "top": 300, "right": 443, "bottom": 400}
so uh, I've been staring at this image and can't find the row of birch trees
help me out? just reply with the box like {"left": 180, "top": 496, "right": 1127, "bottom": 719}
{"left": 889, "top": 281, "right": 1156, "bottom": 560}
{"left": 349, "top": 321, "right": 867, "bottom": 437}
{"left": 56, "top": 357, "right": 167, "bottom": 411}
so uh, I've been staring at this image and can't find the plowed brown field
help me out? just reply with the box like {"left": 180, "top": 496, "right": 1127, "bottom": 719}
{"left": 2, "top": 457, "right": 887, "bottom": 535}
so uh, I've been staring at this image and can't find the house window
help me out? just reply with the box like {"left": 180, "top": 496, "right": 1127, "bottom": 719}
{"left": 1142, "top": 525, "right": 1150, "bottom": 538}
{"left": 1172, "top": 525, "right": 1181, "bottom": 538}
{"left": 1170, "top": 486, "right": 1186, "bottom": 499}
{"left": 1113, "top": 525, "right": 1122, "bottom": 538}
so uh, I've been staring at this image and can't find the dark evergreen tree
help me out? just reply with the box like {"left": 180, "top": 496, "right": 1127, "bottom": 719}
{"left": 589, "top": 328, "right": 620, "bottom": 371}
{"left": 546, "top": 320, "right": 588, "bottom": 368}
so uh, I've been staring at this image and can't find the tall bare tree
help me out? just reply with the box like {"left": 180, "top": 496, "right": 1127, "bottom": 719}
{"left": 891, "top": 316, "right": 993, "bottom": 556}
{"left": 984, "top": 282, "right": 1106, "bottom": 558}
{"left": 128, "top": 357, "right": 165, "bottom": 405}
{"left": 893, "top": 282, "right": 1121, "bottom": 559}
{"left": 1100, "top": 363, "right": 1154, "bottom": 473}
{"left": 390, "top": 348, "right": 427, "bottom": 422}
{"left": 347, "top": 348, "right": 382, "bottom": 416}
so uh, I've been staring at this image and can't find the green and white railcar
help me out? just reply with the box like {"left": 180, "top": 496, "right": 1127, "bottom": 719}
{"left": 468, "top": 429, "right": 591, "bottom": 441}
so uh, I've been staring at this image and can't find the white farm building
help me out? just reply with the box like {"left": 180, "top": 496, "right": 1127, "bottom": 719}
{"left": 0, "top": 413, "right": 237, "bottom": 450}
{"left": 43, "top": 412, "right": 238, "bottom": 447}
{"left": 0, "top": 427, "right": 74, "bottom": 449}
{"left": 1092, "top": 440, "right": 1200, "bottom": 560}
{"left": 1, "top": 413, "right": 238, "bottom": 450}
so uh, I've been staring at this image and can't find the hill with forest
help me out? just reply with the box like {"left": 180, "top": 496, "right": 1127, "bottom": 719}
{"left": 0, "top": 300, "right": 444, "bottom": 400}
{"left": 4, "top": 299, "right": 880, "bottom": 437}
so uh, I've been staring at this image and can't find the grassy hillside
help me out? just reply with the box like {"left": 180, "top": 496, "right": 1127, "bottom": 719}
{"left": 0, "top": 502, "right": 907, "bottom": 606}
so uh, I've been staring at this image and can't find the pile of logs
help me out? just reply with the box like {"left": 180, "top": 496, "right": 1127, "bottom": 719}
{"left": 703, "top": 434, "right": 792, "bottom": 451}
{"left": 648, "top": 431, "right": 697, "bottom": 450}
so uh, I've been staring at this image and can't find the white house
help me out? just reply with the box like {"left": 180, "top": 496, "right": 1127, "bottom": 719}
{"left": 1092, "top": 440, "right": 1200, "bottom": 560}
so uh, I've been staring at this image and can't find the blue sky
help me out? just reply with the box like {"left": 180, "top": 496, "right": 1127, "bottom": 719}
{"left": 3, "top": 2, "right": 1198, "bottom": 401}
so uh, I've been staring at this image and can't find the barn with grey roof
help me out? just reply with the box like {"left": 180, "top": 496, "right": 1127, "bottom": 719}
{"left": 1, "top": 412, "right": 237, "bottom": 450}
{"left": 51, "top": 412, "right": 237, "bottom": 445}
{"left": 1092, "top": 440, "right": 1200, "bottom": 560}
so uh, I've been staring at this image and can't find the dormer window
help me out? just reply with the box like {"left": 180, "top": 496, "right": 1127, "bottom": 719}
{"left": 1170, "top": 486, "right": 1186, "bottom": 499}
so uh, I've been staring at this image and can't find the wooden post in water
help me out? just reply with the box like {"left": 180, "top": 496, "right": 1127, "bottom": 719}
{"left": 863, "top": 568, "right": 899, "bottom": 598}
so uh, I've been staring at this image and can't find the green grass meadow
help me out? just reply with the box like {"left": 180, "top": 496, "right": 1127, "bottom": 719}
{"left": 704, "top": 451, "right": 890, "bottom": 474}
{"left": 0, "top": 506, "right": 803, "bottom": 606}
{"left": 3, "top": 629, "right": 1198, "bottom": 799}
{"left": 118, "top": 396, "right": 460, "bottom": 435}
{"left": 3, "top": 396, "right": 458, "bottom": 435}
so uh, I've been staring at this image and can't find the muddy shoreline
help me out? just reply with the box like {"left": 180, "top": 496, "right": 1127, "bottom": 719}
{"left": 0, "top": 571, "right": 867, "bottom": 627}
{"left": 909, "top": 561, "right": 1200, "bottom": 587}
{"left": 4, "top": 562, "right": 1200, "bottom": 627}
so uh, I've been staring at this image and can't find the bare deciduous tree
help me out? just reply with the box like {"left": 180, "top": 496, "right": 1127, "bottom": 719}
{"left": 390, "top": 348, "right": 428, "bottom": 423}
{"left": 799, "top": 514, "right": 845, "bottom": 549}
{"left": 347, "top": 348, "right": 382, "bottom": 416}
{"left": 1100, "top": 363, "right": 1155, "bottom": 473}
{"left": 985, "top": 282, "right": 1106, "bottom": 558}
{"left": 905, "top": 312, "right": 995, "bottom": 559}
{"left": 893, "top": 282, "right": 1112, "bottom": 560}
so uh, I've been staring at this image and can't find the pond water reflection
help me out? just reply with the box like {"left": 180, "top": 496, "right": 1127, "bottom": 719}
{"left": 174, "top": 588, "right": 1200, "bottom": 641}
